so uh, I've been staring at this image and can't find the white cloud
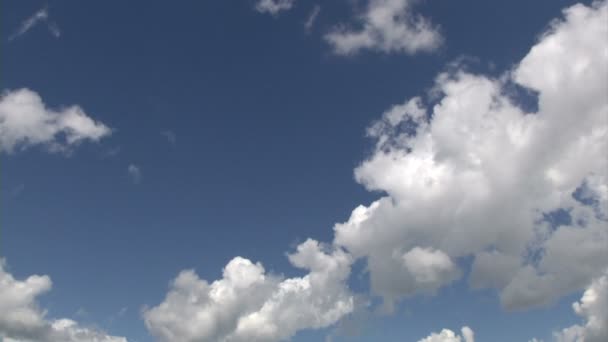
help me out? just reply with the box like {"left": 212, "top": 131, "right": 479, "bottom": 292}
{"left": 255, "top": 0, "right": 295, "bottom": 16}
{"left": 305, "top": 5, "right": 321, "bottom": 32}
{"left": 325, "top": 0, "right": 442, "bottom": 55}
{"left": 418, "top": 326, "right": 474, "bottom": 342}
{"left": 145, "top": 1, "right": 608, "bottom": 339}
{"left": 9, "top": 6, "right": 60, "bottom": 41}
{"left": 333, "top": 0, "right": 608, "bottom": 310}
{"left": 144, "top": 239, "right": 354, "bottom": 342}
{"left": 127, "top": 164, "right": 142, "bottom": 184}
{"left": 554, "top": 269, "right": 608, "bottom": 342}
{"left": 0, "top": 89, "right": 110, "bottom": 153}
{"left": 0, "top": 260, "right": 126, "bottom": 342}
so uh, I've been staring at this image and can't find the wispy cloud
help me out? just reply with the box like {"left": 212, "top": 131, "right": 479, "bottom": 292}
{"left": 304, "top": 5, "right": 321, "bottom": 32}
{"left": 161, "top": 130, "right": 176, "bottom": 145}
{"left": 128, "top": 164, "right": 142, "bottom": 184}
{"left": 9, "top": 6, "right": 61, "bottom": 41}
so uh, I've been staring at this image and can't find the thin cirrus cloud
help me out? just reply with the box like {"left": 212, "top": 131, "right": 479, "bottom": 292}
{"left": 9, "top": 6, "right": 60, "bottom": 41}
{"left": 304, "top": 5, "right": 321, "bottom": 32}
{"left": 145, "top": 1, "right": 608, "bottom": 341}
{"left": 0, "top": 89, "right": 111, "bottom": 154}
{"left": 0, "top": 260, "right": 127, "bottom": 342}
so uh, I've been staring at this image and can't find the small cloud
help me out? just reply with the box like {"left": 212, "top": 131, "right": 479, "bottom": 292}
{"left": 161, "top": 130, "right": 176, "bottom": 145}
{"left": 128, "top": 164, "right": 142, "bottom": 184}
{"left": 305, "top": 5, "right": 321, "bottom": 32}
{"left": 0, "top": 88, "right": 111, "bottom": 154}
{"left": 9, "top": 6, "right": 61, "bottom": 41}
{"left": 101, "top": 147, "right": 121, "bottom": 159}
{"left": 255, "top": 0, "right": 295, "bottom": 16}
{"left": 10, "top": 184, "right": 25, "bottom": 198}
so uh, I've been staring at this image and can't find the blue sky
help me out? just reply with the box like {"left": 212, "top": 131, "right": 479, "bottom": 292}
{"left": 1, "top": 1, "right": 607, "bottom": 342}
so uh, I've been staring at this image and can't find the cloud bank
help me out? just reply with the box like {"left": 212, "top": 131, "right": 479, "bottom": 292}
{"left": 146, "top": 0, "right": 608, "bottom": 339}
{"left": 0, "top": 89, "right": 110, "bottom": 153}
{"left": 334, "top": 0, "right": 608, "bottom": 310}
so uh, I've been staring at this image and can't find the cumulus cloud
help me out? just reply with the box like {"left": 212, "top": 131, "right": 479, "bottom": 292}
{"left": 144, "top": 239, "right": 354, "bottom": 342}
{"left": 333, "top": 0, "right": 608, "bottom": 310}
{"left": 325, "top": 0, "right": 442, "bottom": 55}
{"left": 0, "top": 89, "right": 110, "bottom": 153}
{"left": 0, "top": 260, "right": 126, "bottom": 342}
{"left": 554, "top": 270, "right": 608, "bottom": 342}
{"left": 255, "top": 0, "right": 295, "bottom": 15}
{"left": 418, "top": 327, "right": 474, "bottom": 342}
{"left": 145, "top": 1, "right": 607, "bottom": 339}
{"left": 9, "top": 6, "right": 60, "bottom": 41}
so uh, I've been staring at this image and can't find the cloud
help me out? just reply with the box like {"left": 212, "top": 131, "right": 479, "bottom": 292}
{"left": 554, "top": 269, "right": 608, "bottom": 342}
{"left": 0, "top": 89, "right": 111, "bottom": 153}
{"left": 145, "top": 0, "right": 608, "bottom": 339}
{"left": 255, "top": 0, "right": 296, "bottom": 16}
{"left": 0, "top": 260, "right": 126, "bottom": 342}
{"left": 324, "top": 0, "right": 442, "bottom": 55}
{"left": 161, "top": 130, "right": 176, "bottom": 145}
{"left": 128, "top": 164, "right": 142, "bottom": 184}
{"left": 144, "top": 239, "right": 354, "bottom": 342}
{"left": 305, "top": 5, "right": 321, "bottom": 32}
{"left": 333, "top": 0, "right": 608, "bottom": 310}
{"left": 9, "top": 6, "right": 60, "bottom": 41}
{"left": 418, "top": 327, "right": 474, "bottom": 342}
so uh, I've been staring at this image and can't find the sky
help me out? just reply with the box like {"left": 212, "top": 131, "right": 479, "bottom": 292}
{"left": 0, "top": 0, "right": 607, "bottom": 341}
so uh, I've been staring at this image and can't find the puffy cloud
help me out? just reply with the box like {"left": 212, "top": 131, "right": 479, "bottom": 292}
{"left": 333, "top": 0, "right": 608, "bottom": 310}
{"left": 0, "top": 89, "right": 110, "bottom": 153}
{"left": 554, "top": 270, "right": 608, "bottom": 342}
{"left": 144, "top": 239, "right": 354, "bottom": 342}
{"left": 325, "top": 0, "right": 442, "bottom": 55}
{"left": 255, "top": 0, "right": 295, "bottom": 15}
{"left": 0, "top": 260, "right": 126, "bottom": 342}
{"left": 418, "top": 326, "right": 474, "bottom": 342}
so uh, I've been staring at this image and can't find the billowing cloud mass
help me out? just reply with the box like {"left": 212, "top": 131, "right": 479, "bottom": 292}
{"left": 325, "top": 0, "right": 442, "bottom": 55}
{"left": 255, "top": 0, "right": 295, "bottom": 15}
{"left": 0, "top": 89, "right": 110, "bottom": 153}
{"left": 0, "top": 260, "right": 126, "bottom": 342}
{"left": 146, "top": 1, "right": 608, "bottom": 339}
{"left": 334, "top": 0, "right": 608, "bottom": 310}
{"left": 418, "top": 327, "right": 474, "bottom": 342}
{"left": 144, "top": 239, "right": 354, "bottom": 342}
{"left": 554, "top": 270, "right": 608, "bottom": 342}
